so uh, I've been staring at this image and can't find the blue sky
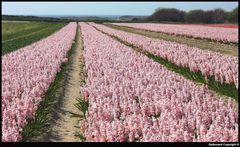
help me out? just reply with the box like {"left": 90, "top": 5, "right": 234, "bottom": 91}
{"left": 2, "top": 2, "right": 238, "bottom": 16}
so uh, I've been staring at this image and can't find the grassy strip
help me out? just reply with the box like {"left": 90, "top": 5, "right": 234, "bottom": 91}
{"left": 2, "top": 22, "right": 43, "bottom": 35}
{"left": 91, "top": 24, "right": 238, "bottom": 101}
{"left": 2, "top": 23, "right": 66, "bottom": 55}
{"left": 2, "top": 23, "right": 50, "bottom": 41}
{"left": 2, "top": 26, "right": 50, "bottom": 42}
{"left": 104, "top": 23, "right": 238, "bottom": 57}
{"left": 21, "top": 23, "right": 78, "bottom": 142}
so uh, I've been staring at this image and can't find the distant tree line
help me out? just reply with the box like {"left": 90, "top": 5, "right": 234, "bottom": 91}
{"left": 146, "top": 7, "right": 238, "bottom": 23}
{"left": 2, "top": 15, "right": 72, "bottom": 22}
{"left": 1, "top": 15, "right": 124, "bottom": 23}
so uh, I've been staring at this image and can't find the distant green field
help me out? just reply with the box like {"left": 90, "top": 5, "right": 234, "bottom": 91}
{"left": 2, "top": 21, "right": 66, "bottom": 55}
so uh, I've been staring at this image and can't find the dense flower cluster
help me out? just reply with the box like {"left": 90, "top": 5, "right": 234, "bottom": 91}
{"left": 179, "top": 24, "right": 238, "bottom": 29}
{"left": 111, "top": 23, "right": 238, "bottom": 43}
{"left": 90, "top": 23, "right": 238, "bottom": 88}
{"left": 2, "top": 22, "right": 77, "bottom": 142}
{"left": 79, "top": 22, "right": 238, "bottom": 142}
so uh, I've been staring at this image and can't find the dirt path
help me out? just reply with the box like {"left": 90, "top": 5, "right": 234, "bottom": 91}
{"left": 42, "top": 26, "right": 84, "bottom": 142}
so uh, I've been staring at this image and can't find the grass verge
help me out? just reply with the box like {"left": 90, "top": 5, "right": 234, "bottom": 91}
{"left": 104, "top": 23, "right": 238, "bottom": 57}
{"left": 21, "top": 23, "right": 78, "bottom": 142}
{"left": 91, "top": 24, "right": 238, "bottom": 101}
{"left": 2, "top": 23, "right": 66, "bottom": 55}
{"left": 2, "top": 22, "right": 50, "bottom": 41}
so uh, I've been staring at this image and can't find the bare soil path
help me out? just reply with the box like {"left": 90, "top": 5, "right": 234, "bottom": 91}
{"left": 41, "top": 26, "right": 84, "bottom": 142}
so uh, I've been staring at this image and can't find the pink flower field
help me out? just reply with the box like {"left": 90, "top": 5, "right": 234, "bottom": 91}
{"left": 79, "top": 22, "right": 238, "bottom": 142}
{"left": 90, "top": 23, "right": 238, "bottom": 88}
{"left": 2, "top": 22, "right": 77, "bottom": 141}
{"left": 111, "top": 23, "right": 238, "bottom": 43}
{"left": 2, "top": 2, "right": 239, "bottom": 143}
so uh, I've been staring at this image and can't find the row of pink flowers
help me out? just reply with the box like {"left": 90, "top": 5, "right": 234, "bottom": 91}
{"left": 111, "top": 23, "right": 238, "bottom": 43}
{"left": 79, "top": 22, "right": 238, "bottom": 142}
{"left": 90, "top": 23, "right": 238, "bottom": 88}
{"left": 2, "top": 22, "right": 77, "bottom": 142}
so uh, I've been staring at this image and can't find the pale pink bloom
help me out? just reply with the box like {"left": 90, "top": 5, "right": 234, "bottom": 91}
{"left": 77, "top": 22, "right": 238, "bottom": 142}
{"left": 2, "top": 22, "right": 77, "bottom": 142}
{"left": 91, "top": 23, "right": 238, "bottom": 88}
{"left": 111, "top": 23, "right": 238, "bottom": 43}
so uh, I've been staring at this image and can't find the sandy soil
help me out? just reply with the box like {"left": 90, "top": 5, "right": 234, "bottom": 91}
{"left": 41, "top": 27, "right": 84, "bottom": 142}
